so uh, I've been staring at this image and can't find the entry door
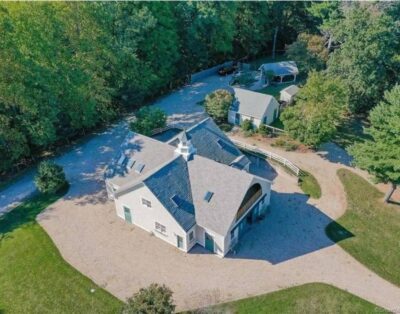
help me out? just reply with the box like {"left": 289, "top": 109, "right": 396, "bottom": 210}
{"left": 123, "top": 206, "right": 132, "bottom": 224}
{"left": 235, "top": 113, "right": 240, "bottom": 125}
{"left": 205, "top": 232, "right": 214, "bottom": 252}
{"left": 177, "top": 235, "right": 183, "bottom": 249}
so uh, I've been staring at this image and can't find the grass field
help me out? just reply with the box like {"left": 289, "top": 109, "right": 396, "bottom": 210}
{"left": 326, "top": 169, "right": 400, "bottom": 287}
{"left": 0, "top": 191, "right": 123, "bottom": 314}
{"left": 299, "top": 171, "right": 321, "bottom": 199}
{"left": 197, "top": 283, "right": 381, "bottom": 314}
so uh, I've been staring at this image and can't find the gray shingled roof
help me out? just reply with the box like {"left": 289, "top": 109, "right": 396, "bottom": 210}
{"left": 107, "top": 118, "right": 271, "bottom": 236}
{"left": 280, "top": 84, "right": 299, "bottom": 97}
{"left": 188, "top": 154, "right": 258, "bottom": 236}
{"left": 144, "top": 156, "right": 196, "bottom": 231}
{"left": 105, "top": 132, "right": 175, "bottom": 187}
{"left": 170, "top": 118, "right": 249, "bottom": 167}
{"left": 231, "top": 88, "right": 279, "bottom": 120}
{"left": 259, "top": 61, "right": 299, "bottom": 76}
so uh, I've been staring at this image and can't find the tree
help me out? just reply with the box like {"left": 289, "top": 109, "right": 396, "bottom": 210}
{"left": 130, "top": 107, "right": 167, "bottom": 136}
{"left": 286, "top": 33, "right": 328, "bottom": 74}
{"left": 34, "top": 161, "right": 68, "bottom": 194}
{"left": 281, "top": 71, "right": 348, "bottom": 147}
{"left": 348, "top": 85, "right": 400, "bottom": 202}
{"left": 204, "top": 89, "right": 233, "bottom": 124}
{"left": 122, "top": 283, "right": 175, "bottom": 314}
{"left": 327, "top": 4, "right": 398, "bottom": 113}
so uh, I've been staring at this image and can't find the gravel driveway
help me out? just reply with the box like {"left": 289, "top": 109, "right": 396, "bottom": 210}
{"left": 0, "top": 73, "right": 232, "bottom": 214}
{"left": 38, "top": 154, "right": 400, "bottom": 312}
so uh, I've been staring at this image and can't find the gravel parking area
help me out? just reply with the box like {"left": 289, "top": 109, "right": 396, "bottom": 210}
{"left": 38, "top": 156, "right": 400, "bottom": 312}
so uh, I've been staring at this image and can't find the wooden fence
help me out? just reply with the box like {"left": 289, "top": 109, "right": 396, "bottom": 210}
{"left": 230, "top": 138, "right": 301, "bottom": 176}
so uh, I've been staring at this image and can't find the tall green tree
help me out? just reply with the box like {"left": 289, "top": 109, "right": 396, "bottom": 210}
{"left": 204, "top": 89, "right": 233, "bottom": 124}
{"left": 327, "top": 5, "right": 398, "bottom": 113}
{"left": 286, "top": 33, "right": 328, "bottom": 74}
{"left": 281, "top": 71, "right": 349, "bottom": 147}
{"left": 349, "top": 85, "right": 400, "bottom": 202}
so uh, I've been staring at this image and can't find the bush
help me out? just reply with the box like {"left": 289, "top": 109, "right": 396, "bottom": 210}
{"left": 204, "top": 89, "right": 233, "bottom": 124}
{"left": 34, "top": 161, "right": 68, "bottom": 194}
{"left": 272, "top": 138, "right": 298, "bottom": 151}
{"left": 219, "top": 123, "right": 233, "bottom": 132}
{"left": 257, "top": 124, "right": 270, "bottom": 136}
{"left": 122, "top": 283, "right": 175, "bottom": 314}
{"left": 241, "top": 119, "right": 253, "bottom": 132}
{"left": 130, "top": 107, "right": 167, "bottom": 136}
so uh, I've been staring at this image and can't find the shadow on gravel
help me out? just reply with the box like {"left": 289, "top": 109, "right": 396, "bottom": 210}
{"left": 227, "top": 191, "right": 353, "bottom": 264}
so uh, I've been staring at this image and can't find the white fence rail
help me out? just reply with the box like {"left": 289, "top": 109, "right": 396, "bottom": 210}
{"left": 230, "top": 139, "right": 301, "bottom": 176}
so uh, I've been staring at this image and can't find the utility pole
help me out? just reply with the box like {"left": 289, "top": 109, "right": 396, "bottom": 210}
{"left": 272, "top": 27, "right": 278, "bottom": 60}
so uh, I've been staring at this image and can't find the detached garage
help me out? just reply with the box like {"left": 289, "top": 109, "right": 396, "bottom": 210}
{"left": 228, "top": 87, "right": 280, "bottom": 128}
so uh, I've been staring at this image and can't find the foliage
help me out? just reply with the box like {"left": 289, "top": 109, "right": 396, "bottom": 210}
{"left": 271, "top": 138, "right": 298, "bottom": 152}
{"left": 0, "top": 2, "right": 319, "bottom": 175}
{"left": 281, "top": 71, "right": 348, "bottom": 147}
{"left": 326, "top": 169, "right": 400, "bottom": 286}
{"left": 204, "top": 89, "right": 233, "bottom": 124}
{"left": 202, "top": 283, "right": 381, "bottom": 314}
{"left": 34, "top": 161, "right": 68, "bottom": 194}
{"left": 348, "top": 85, "right": 400, "bottom": 200}
{"left": 286, "top": 33, "right": 328, "bottom": 74}
{"left": 299, "top": 171, "right": 321, "bottom": 199}
{"left": 241, "top": 119, "right": 254, "bottom": 132}
{"left": 122, "top": 283, "right": 175, "bottom": 314}
{"left": 257, "top": 124, "right": 270, "bottom": 137}
{"left": 219, "top": 123, "right": 233, "bottom": 132}
{"left": 130, "top": 107, "right": 167, "bottom": 136}
{"left": 0, "top": 191, "right": 123, "bottom": 313}
{"left": 327, "top": 4, "right": 399, "bottom": 113}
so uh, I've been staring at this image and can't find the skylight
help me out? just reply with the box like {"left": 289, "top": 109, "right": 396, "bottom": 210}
{"left": 171, "top": 194, "right": 183, "bottom": 207}
{"left": 134, "top": 162, "right": 145, "bottom": 173}
{"left": 203, "top": 191, "right": 214, "bottom": 202}
{"left": 126, "top": 158, "right": 136, "bottom": 169}
{"left": 117, "top": 154, "right": 126, "bottom": 165}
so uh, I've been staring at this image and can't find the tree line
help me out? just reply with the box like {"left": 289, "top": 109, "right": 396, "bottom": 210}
{"left": 0, "top": 2, "right": 315, "bottom": 175}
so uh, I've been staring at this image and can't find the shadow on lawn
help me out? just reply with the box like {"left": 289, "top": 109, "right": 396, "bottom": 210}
{"left": 228, "top": 191, "right": 353, "bottom": 264}
{"left": 0, "top": 188, "right": 68, "bottom": 241}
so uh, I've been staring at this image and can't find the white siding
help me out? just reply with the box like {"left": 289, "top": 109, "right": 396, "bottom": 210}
{"left": 280, "top": 90, "right": 293, "bottom": 104}
{"left": 263, "top": 98, "right": 280, "bottom": 125}
{"left": 115, "top": 185, "right": 189, "bottom": 252}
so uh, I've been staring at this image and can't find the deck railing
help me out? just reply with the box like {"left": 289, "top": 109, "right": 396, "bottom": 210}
{"left": 230, "top": 138, "right": 301, "bottom": 176}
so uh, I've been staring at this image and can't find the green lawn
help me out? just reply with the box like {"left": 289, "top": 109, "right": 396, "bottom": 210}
{"left": 195, "top": 283, "right": 381, "bottom": 314}
{"left": 333, "top": 115, "right": 372, "bottom": 149}
{"left": 0, "top": 191, "right": 123, "bottom": 313}
{"left": 326, "top": 169, "right": 400, "bottom": 287}
{"left": 299, "top": 171, "right": 321, "bottom": 199}
{"left": 256, "top": 82, "right": 295, "bottom": 98}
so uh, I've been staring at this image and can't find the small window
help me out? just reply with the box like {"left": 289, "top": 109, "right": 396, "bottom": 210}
{"left": 177, "top": 235, "right": 183, "bottom": 248}
{"left": 189, "top": 231, "right": 194, "bottom": 242}
{"left": 141, "top": 198, "right": 152, "bottom": 208}
{"left": 204, "top": 191, "right": 214, "bottom": 202}
{"left": 155, "top": 222, "right": 166, "bottom": 233}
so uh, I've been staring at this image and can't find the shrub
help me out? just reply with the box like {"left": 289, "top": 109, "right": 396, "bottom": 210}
{"left": 122, "top": 283, "right": 175, "bottom": 314}
{"left": 258, "top": 124, "right": 270, "bottom": 136}
{"left": 130, "top": 107, "right": 167, "bottom": 136}
{"left": 34, "top": 161, "right": 68, "bottom": 194}
{"left": 272, "top": 138, "right": 298, "bottom": 151}
{"left": 204, "top": 89, "right": 233, "bottom": 124}
{"left": 219, "top": 123, "right": 233, "bottom": 132}
{"left": 241, "top": 119, "right": 253, "bottom": 132}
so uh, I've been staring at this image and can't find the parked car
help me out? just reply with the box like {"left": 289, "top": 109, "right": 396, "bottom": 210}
{"left": 218, "top": 62, "right": 238, "bottom": 76}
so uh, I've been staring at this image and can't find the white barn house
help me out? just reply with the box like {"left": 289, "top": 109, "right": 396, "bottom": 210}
{"left": 228, "top": 87, "right": 280, "bottom": 128}
{"left": 105, "top": 118, "right": 272, "bottom": 257}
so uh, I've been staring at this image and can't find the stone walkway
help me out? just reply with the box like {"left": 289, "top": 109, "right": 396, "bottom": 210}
{"left": 38, "top": 135, "right": 400, "bottom": 312}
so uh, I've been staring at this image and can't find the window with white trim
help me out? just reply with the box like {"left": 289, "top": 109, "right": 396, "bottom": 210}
{"left": 189, "top": 231, "right": 194, "bottom": 242}
{"left": 155, "top": 222, "right": 166, "bottom": 234}
{"left": 141, "top": 198, "right": 152, "bottom": 208}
